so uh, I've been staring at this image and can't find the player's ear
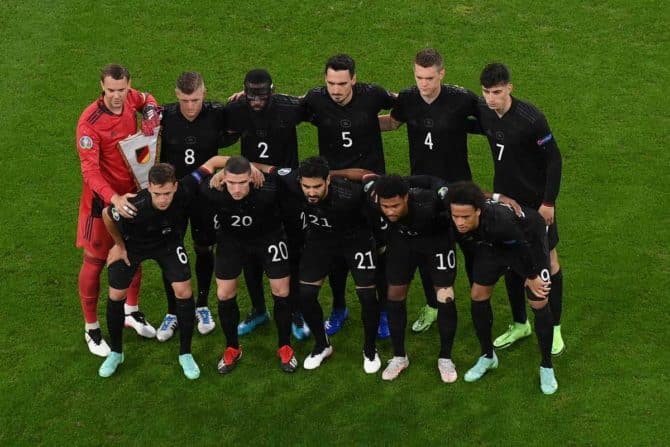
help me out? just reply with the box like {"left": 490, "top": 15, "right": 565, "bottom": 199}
{"left": 351, "top": 74, "right": 357, "bottom": 85}
{"left": 508, "top": 83, "right": 513, "bottom": 95}
{"left": 438, "top": 67, "right": 445, "bottom": 80}
{"left": 326, "top": 175, "right": 331, "bottom": 186}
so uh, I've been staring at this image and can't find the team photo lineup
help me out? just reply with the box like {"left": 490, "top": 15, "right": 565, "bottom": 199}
{"left": 76, "top": 49, "right": 565, "bottom": 395}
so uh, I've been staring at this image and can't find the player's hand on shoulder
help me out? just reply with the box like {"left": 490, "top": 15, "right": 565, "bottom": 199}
{"left": 538, "top": 204, "right": 555, "bottom": 225}
{"left": 227, "top": 90, "right": 245, "bottom": 103}
{"left": 141, "top": 105, "right": 162, "bottom": 136}
{"left": 250, "top": 164, "right": 265, "bottom": 188}
{"left": 107, "top": 244, "right": 130, "bottom": 267}
{"left": 499, "top": 194, "right": 523, "bottom": 217}
{"left": 111, "top": 193, "right": 138, "bottom": 218}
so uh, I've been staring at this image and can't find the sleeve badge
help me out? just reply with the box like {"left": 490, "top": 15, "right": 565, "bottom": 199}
{"left": 79, "top": 136, "right": 93, "bottom": 150}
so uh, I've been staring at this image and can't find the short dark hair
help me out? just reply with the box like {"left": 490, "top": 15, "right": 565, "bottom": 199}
{"left": 148, "top": 163, "right": 176, "bottom": 185}
{"left": 445, "top": 181, "right": 486, "bottom": 209}
{"left": 244, "top": 68, "right": 274, "bottom": 96}
{"left": 480, "top": 63, "right": 511, "bottom": 88}
{"left": 414, "top": 48, "right": 443, "bottom": 70}
{"left": 224, "top": 156, "right": 252, "bottom": 175}
{"left": 176, "top": 72, "right": 204, "bottom": 94}
{"left": 298, "top": 156, "right": 330, "bottom": 180}
{"left": 374, "top": 174, "right": 408, "bottom": 199}
{"left": 325, "top": 54, "right": 356, "bottom": 77}
{"left": 100, "top": 64, "right": 130, "bottom": 82}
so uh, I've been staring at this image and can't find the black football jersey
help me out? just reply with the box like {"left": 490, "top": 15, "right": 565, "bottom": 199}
{"left": 364, "top": 176, "right": 450, "bottom": 238}
{"left": 459, "top": 202, "right": 548, "bottom": 277}
{"left": 226, "top": 94, "right": 304, "bottom": 168}
{"left": 160, "top": 101, "right": 237, "bottom": 178}
{"left": 391, "top": 85, "right": 479, "bottom": 181}
{"left": 277, "top": 173, "right": 371, "bottom": 239}
{"left": 302, "top": 83, "right": 396, "bottom": 173}
{"left": 477, "top": 96, "right": 562, "bottom": 208}
{"left": 108, "top": 171, "right": 204, "bottom": 251}
{"left": 200, "top": 172, "right": 283, "bottom": 240}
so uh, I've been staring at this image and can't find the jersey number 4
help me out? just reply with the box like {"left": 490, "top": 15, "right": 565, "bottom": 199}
{"left": 424, "top": 132, "right": 434, "bottom": 151}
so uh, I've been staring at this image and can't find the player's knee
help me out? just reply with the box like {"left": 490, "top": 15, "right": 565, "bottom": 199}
{"left": 387, "top": 284, "right": 408, "bottom": 301}
{"left": 270, "top": 279, "right": 290, "bottom": 297}
{"left": 172, "top": 281, "right": 192, "bottom": 299}
{"left": 108, "top": 287, "right": 126, "bottom": 301}
{"left": 527, "top": 295, "right": 548, "bottom": 308}
{"left": 436, "top": 287, "right": 454, "bottom": 303}
{"left": 471, "top": 283, "right": 491, "bottom": 301}
{"left": 216, "top": 281, "right": 237, "bottom": 300}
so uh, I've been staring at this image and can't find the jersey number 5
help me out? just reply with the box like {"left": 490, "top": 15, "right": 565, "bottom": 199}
{"left": 342, "top": 131, "right": 353, "bottom": 148}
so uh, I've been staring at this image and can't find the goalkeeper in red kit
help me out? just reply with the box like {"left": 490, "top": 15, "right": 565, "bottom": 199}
{"left": 75, "top": 64, "right": 161, "bottom": 356}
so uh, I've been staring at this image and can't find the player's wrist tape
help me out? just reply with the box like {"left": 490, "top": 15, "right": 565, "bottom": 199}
{"left": 191, "top": 166, "right": 212, "bottom": 182}
{"left": 492, "top": 193, "right": 501, "bottom": 202}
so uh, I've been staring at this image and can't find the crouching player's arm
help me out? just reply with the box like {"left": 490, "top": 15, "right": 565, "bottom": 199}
{"left": 102, "top": 206, "right": 130, "bottom": 267}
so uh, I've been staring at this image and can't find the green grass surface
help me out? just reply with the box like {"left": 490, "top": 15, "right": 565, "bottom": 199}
{"left": 1, "top": 1, "right": 668, "bottom": 445}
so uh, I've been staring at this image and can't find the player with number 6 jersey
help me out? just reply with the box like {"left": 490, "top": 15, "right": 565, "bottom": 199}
{"left": 99, "top": 160, "right": 226, "bottom": 379}
{"left": 158, "top": 72, "right": 238, "bottom": 341}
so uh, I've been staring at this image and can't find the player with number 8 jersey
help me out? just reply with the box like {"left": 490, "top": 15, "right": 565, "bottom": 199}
{"left": 158, "top": 72, "right": 238, "bottom": 340}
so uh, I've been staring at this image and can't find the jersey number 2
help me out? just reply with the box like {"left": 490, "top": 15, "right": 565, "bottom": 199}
{"left": 258, "top": 142, "right": 269, "bottom": 159}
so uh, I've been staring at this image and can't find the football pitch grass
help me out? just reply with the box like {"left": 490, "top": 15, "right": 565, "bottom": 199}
{"left": 1, "top": 1, "right": 668, "bottom": 445}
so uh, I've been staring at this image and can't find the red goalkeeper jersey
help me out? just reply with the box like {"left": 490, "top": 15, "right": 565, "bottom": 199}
{"left": 76, "top": 88, "right": 157, "bottom": 251}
